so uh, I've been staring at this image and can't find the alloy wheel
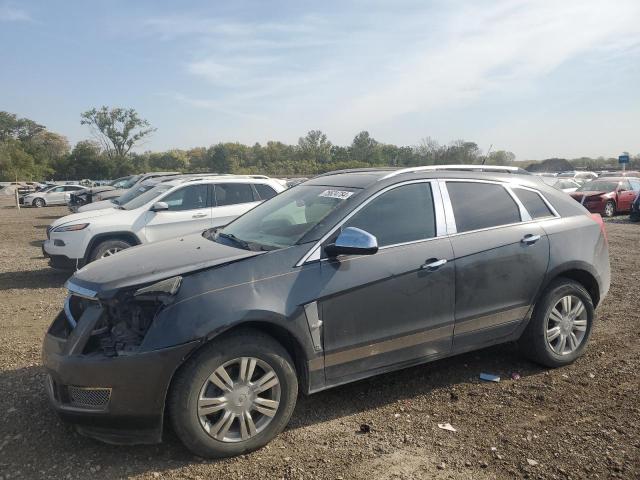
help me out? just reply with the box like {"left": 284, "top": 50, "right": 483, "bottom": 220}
{"left": 604, "top": 202, "right": 615, "bottom": 217}
{"left": 100, "top": 248, "right": 121, "bottom": 258}
{"left": 545, "top": 295, "right": 588, "bottom": 355}
{"left": 197, "top": 357, "right": 281, "bottom": 443}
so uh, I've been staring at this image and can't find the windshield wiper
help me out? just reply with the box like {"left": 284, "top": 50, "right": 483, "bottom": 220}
{"left": 217, "top": 232, "right": 251, "bottom": 250}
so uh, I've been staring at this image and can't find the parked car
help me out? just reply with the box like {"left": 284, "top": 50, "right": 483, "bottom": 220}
{"left": 42, "top": 166, "right": 610, "bottom": 458}
{"left": 541, "top": 177, "right": 581, "bottom": 193}
{"left": 43, "top": 176, "right": 284, "bottom": 268}
{"left": 557, "top": 171, "right": 598, "bottom": 184}
{"left": 21, "top": 184, "right": 85, "bottom": 207}
{"left": 92, "top": 172, "right": 181, "bottom": 203}
{"left": 68, "top": 175, "right": 139, "bottom": 212}
{"left": 599, "top": 171, "right": 640, "bottom": 178}
{"left": 630, "top": 193, "right": 640, "bottom": 222}
{"left": 569, "top": 177, "right": 640, "bottom": 217}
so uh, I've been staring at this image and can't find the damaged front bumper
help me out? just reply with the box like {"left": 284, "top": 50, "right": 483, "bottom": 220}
{"left": 42, "top": 284, "right": 199, "bottom": 444}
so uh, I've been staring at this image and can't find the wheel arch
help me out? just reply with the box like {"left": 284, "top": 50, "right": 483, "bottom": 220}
{"left": 539, "top": 265, "right": 601, "bottom": 307}
{"left": 83, "top": 231, "right": 142, "bottom": 262}
{"left": 32, "top": 197, "right": 46, "bottom": 206}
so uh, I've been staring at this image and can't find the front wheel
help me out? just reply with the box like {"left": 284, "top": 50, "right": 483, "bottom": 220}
{"left": 89, "top": 238, "right": 132, "bottom": 262}
{"left": 33, "top": 198, "right": 45, "bottom": 208}
{"left": 603, "top": 200, "right": 615, "bottom": 217}
{"left": 519, "top": 278, "right": 594, "bottom": 367}
{"left": 168, "top": 329, "right": 298, "bottom": 458}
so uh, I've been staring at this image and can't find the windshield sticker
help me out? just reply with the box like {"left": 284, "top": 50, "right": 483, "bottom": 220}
{"left": 319, "top": 189, "right": 354, "bottom": 200}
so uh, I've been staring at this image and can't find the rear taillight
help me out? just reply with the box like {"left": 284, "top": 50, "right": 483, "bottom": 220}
{"left": 591, "top": 213, "right": 607, "bottom": 242}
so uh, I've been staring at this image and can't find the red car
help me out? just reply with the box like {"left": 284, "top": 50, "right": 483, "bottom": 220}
{"left": 570, "top": 177, "right": 640, "bottom": 217}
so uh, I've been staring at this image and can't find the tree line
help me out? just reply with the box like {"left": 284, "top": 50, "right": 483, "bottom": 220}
{"left": 1, "top": 108, "right": 637, "bottom": 181}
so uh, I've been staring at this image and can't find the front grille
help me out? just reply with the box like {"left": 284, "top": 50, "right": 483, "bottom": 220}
{"left": 67, "top": 386, "right": 111, "bottom": 408}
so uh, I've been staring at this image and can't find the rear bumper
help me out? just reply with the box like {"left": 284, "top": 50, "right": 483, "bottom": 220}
{"left": 42, "top": 316, "right": 199, "bottom": 444}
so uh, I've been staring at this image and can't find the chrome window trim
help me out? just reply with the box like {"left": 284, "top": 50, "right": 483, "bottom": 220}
{"left": 504, "top": 185, "right": 532, "bottom": 222}
{"left": 295, "top": 179, "right": 445, "bottom": 267}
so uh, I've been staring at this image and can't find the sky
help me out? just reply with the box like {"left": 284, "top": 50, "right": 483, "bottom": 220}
{"left": 1, "top": 0, "right": 639, "bottom": 160}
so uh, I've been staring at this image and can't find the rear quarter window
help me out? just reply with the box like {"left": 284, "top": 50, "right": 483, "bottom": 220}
{"left": 447, "top": 182, "right": 521, "bottom": 233}
{"left": 513, "top": 188, "right": 554, "bottom": 219}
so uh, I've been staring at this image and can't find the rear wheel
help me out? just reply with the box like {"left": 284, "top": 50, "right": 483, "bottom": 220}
{"left": 169, "top": 329, "right": 298, "bottom": 458}
{"left": 519, "top": 278, "right": 594, "bottom": 367}
{"left": 33, "top": 198, "right": 45, "bottom": 208}
{"left": 89, "top": 238, "right": 132, "bottom": 262}
{"left": 603, "top": 200, "right": 615, "bottom": 217}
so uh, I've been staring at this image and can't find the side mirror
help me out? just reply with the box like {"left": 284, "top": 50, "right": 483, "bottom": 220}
{"left": 325, "top": 227, "right": 378, "bottom": 258}
{"left": 151, "top": 201, "right": 169, "bottom": 212}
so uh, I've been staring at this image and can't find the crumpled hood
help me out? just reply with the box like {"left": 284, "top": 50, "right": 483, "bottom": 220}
{"left": 70, "top": 232, "right": 262, "bottom": 295}
{"left": 570, "top": 191, "right": 608, "bottom": 200}
{"left": 50, "top": 208, "right": 122, "bottom": 228}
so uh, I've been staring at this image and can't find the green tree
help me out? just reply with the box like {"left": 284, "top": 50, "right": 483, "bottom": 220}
{"left": 298, "top": 130, "right": 332, "bottom": 164}
{"left": 80, "top": 106, "right": 156, "bottom": 160}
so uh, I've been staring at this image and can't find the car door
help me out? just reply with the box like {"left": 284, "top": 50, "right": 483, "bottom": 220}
{"left": 46, "top": 186, "right": 66, "bottom": 204}
{"left": 143, "top": 184, "right": 212, "bottom": 243}
{"left": 212, "top": 183, "right": 261, "bottom": 227}
{"left": 315, "top": 181, "right": 455, "bottom": 382}
{"left": 616, "top": 180, "right": 636, "bottom": 211}
{"left": 444, "top": 181, "right": 550, "bottom": 351}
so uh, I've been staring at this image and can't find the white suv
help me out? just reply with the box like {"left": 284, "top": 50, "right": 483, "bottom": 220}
{"left": 42, "top": 176, "right": 285, "bottom": 269}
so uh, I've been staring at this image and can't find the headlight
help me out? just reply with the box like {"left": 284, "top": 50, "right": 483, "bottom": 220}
{"left": 53, "top": 223, "right": 89, "bottom": 232}
{"left": 133, "top": 275, "right": 182, "bottom": 298}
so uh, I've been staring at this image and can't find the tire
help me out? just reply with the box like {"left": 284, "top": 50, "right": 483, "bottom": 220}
{"left": 519, "top": 278, "right": 594, "bottom": 368}
{"left": 89, "top": 238, "right": 132, "bottom": 262}
{"left": 33, "top": 198, "right": 45, "bottom": 208}
{"left": 603, "top": 200, "right": 615, "bottom": 218}
{"left": 168, "top": 329, "right": 298, "bottom": 458}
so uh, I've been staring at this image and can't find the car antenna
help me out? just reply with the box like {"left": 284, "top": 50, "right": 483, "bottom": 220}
{"left": 481, "top": 144, "right": 493, "bottom": 165}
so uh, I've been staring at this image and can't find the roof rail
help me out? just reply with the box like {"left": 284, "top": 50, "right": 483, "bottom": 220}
{"left": 380, "top": 164, "right": 531, "bottom": 180}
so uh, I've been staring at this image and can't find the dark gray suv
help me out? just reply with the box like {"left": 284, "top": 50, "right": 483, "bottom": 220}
{"left": 42, "top": 166, "right": 610, "bottom": 458}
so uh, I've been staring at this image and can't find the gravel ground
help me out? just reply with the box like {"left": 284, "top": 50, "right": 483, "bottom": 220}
{"left": 0, "top": 198, "right": 638, "bottom": 480}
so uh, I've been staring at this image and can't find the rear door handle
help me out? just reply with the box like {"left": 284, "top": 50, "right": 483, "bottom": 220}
{"left": 521, "top": 234, "right": 541, "bottom": 245}
{"left": 420, "top": 258, "right": 447, "bottom": 271}
{"left": 192, "top": 213, "right": 208, "bottom": 218}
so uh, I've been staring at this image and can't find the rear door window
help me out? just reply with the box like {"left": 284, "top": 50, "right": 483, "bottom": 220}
{"left": 447, "top": 182, "right": 521, "bottom": 233}
{"left": 513, "top": 188, "right": 554, "bottom": 219}
{"left": 215, "top": 183, "right": 256, "bottom": 206}
{"left": 342, "top": 183, "right": 436, "bottom": 247}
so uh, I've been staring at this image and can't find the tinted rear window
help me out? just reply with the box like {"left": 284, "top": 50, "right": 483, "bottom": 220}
{"left": 254, "top": 183, "right": 278, "bottom": 200}
{"left": 215, "top": 183, "right": 256, "bottom": 206}
{"left": 514, "top": 188, "right": 554, "bottom": 219}
{"left": 447, "top": 182, "right": 521, "bottom": 232}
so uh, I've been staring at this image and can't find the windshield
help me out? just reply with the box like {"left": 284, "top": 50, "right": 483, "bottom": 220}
{"left": 217, "top": 185, "right": 360, "bottom": 249}
{"left": 576, "top": 181, "right": 619, "bottom": 192}
{"left": 121, "top": 175, "right": 141, "bottom": 189}
{"left": 114, "top": 183, "right": 156, "bottom": 205}
{"left": 121, "top": 184, "right": 172, "bottom": 210}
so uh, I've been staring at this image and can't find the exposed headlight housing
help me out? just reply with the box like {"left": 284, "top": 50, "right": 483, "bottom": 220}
{"left": 134, "top": 276, "right": 182, "bottom": 304}
{"left": 53, "top": 223, "right": 89, "bottom": 232}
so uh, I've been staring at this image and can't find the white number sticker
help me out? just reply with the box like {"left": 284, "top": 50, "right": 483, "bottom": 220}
{"left": 319, "top": 189, "right": 354, "bottom": 200}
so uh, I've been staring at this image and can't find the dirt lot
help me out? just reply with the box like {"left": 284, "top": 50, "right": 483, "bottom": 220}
{"left": 0, "top": 198, "right": 638, "bottom": 480}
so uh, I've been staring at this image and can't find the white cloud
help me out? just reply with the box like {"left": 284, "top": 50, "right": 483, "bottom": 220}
{"left": 143, "top": 0, "right": 640, "bottom": 152}
{"left": 0, "top": 3, "right": 32, "bottom": 22}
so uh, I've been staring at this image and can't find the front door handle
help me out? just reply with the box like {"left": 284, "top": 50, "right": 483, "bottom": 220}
{"left": 421, "top": 258, "right": 447, "bottom": 271}
{"left": 521, "top": 234, "right": 541, "bottom": 245}
{"left": 192, "top": 213, "right": 208, "bottom": 218}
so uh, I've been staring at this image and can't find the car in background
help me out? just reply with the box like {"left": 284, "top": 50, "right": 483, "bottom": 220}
{"left": 92, "top": 172, "right": 181, "bottom": 203}
{"left": 599, "top": 171, "right": 640, "bottom": 178}
{"left": 557, "top": 171, "right": 597, "bottom": 184}
{"left": 42, "top": 166, "right": 610, "bottom": 457}
{"left": 569, "top": 177, "right": 640, "bottom": 217}
{"left": 43, "top": 176, "right": 285, "bottom": 268}
{"left": 540, "top": 177, "right": 581, "bottom": 193}
{"left": 21, "top": 184, "right": 85, "bottom": 207}
{"left": 630, "top": 193, "right": 640, "bottom": 222}
{"left": 68, "top": 175, "right": 139, "bottom": 212}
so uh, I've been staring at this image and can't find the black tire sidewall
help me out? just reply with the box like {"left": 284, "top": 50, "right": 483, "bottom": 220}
{"left": 33, "top": 198, "right": 45, "bottom": 207}
{"left": 89, "top": 239, "right": 132, "bottom": 262}
{"left": 527, "top": 279, "right": 594, "bottom": 367}
{"left": 169, "top": 332, "right": 298, "bottom": 458}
